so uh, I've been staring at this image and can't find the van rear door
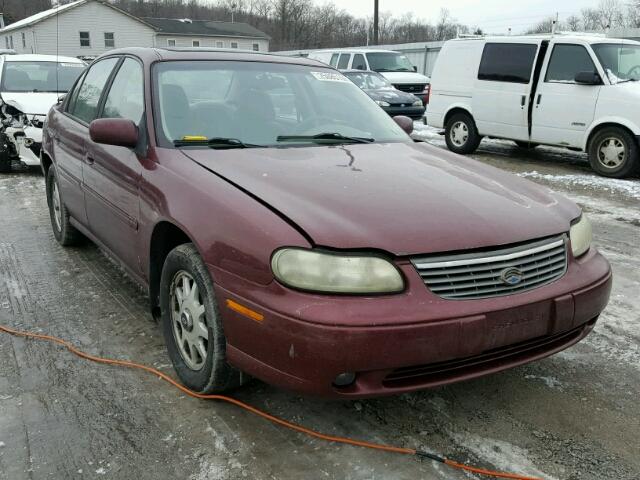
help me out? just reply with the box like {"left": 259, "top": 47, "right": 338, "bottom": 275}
{"left": 531, "top": 42, "right": 602, "bottom": 148}
{"left": 472, "top": 42, "right": 540, "bottom": 141}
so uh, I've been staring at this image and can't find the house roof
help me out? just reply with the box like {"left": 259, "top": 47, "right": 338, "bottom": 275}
{"left": 0, "top": 0, "right": 155, "bottom": 34}
{"left": 141, "top": 17, "right": 270, "bottom": 40}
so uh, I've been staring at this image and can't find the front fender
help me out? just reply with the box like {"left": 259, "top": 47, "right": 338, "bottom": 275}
{"left": 583, "top": 116, "right": 640, "bottom": 150}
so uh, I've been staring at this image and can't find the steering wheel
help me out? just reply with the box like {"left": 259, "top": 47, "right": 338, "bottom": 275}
{"left": 627, "top": 65, "right": 640, "bottom": 78}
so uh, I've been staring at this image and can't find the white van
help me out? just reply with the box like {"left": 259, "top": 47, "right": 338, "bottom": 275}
{"left": 307, "top": 48, "right": 431, "bottom": 103}
{"left": 427, "top": 35, "right": 640, "bottom": 178}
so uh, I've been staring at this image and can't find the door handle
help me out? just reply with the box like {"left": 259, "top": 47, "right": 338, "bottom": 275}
{"left": 536, "top": 94, "right": 542, "bottom": 106}
{"left": 521, "top": 95, "right": 526, "bottom": 108}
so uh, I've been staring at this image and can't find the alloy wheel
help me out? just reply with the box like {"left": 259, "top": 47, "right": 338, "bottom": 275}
{"left": 170, "top": 270, "right": 209, "bottom": 370}
{"left": 450, "top": 121, "right": 469, "bottom": 147}
{"left": 52, "top": 179, "right": 62, "bottom": 232}
{"left": 597, "top": 137, "right": 626, "bottom": 169}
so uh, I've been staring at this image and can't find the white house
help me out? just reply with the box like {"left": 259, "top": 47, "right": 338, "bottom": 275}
{"left": 0, "top": 0, "right": 270, "bottom": 58}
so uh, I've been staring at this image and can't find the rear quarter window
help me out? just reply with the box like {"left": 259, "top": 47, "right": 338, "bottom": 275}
{"left": 478, "top": 43, "right": 538, "bottom": 83}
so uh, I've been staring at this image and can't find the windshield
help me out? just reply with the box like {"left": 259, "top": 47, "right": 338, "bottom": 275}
{"left": 152, "top": 61, "right": 410, "bottom": 147}
{"left": 592, "top": 43, "right": 640, "bottom": 83}
{"left": 1, "top": 61, "right": 85, "bottom": 93}
{"left": 344, "top": 71, "right": 393, "bottom": 89}
{"left": 366, "top": 52, "right": 415, "bottom": 72}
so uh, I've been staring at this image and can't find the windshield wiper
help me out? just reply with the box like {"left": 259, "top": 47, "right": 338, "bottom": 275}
{"left": 277, "top": 133, "right": 375, "bottom": 144}
{"left": 173, "top": 137, "right": 264, "bottom": 149}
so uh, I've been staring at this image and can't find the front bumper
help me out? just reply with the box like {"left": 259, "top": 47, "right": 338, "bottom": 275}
{"left": 6, "top": 126, "right": 42, "bottom": 166}
{"left": 213, "top": 248, "right": 611, "bottom": 398}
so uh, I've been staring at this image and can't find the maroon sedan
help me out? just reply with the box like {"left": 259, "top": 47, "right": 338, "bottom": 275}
{"left": 41, "top": 48, "right": 611, "bottom": 398}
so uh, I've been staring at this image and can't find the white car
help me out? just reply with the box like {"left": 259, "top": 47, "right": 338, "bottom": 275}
{"left": 306, "top": 49, "right": 431, "bottom": 104}
{"left": 0, "top": 54, "right": 85, "bottom": 172}
{"left": 427, "top": 34, "right": 640, "bottom": 178}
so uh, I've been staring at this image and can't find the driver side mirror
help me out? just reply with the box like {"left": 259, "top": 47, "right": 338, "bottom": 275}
{"left": 393, "top": 115, "right": 414, "bottom": 135}
{"left": 412, "top": 65, "right": 417, "bottom": 72}
{"left": 90, "top": 118, "right": 138, "bottom": 148}
{"left": 574, "top": 71, "right": 602, "bottom": 85}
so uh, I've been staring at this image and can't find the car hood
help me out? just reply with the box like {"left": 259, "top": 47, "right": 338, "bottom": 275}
{"left": 0, "top": 91, "right": 59, "bottom": 115}
{"left": 365, "top": 88, "right": 420, "bottom": 104}
{"left": 182, "top": 142, "right": 580, "bottom": 256}
{"left": 378, "top": 71, "right": 430, "bottom": 85}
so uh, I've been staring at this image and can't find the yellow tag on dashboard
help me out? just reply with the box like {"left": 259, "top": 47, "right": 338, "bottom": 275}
{"left": 181, "top": 135, "right": 208, "bottom": 141}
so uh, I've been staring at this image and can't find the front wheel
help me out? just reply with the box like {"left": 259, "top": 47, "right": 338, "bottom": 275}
{"left": 445, "top": 112, "right": 481, "bottom": 154}
{"left": 46, "top": 166, "right": 83, "bottom": 246}
{"left": 160, "top": 243, "right": 245, "bottom": 393}
{"left": 588, "top": 127, "right": 639, "bottom": 178}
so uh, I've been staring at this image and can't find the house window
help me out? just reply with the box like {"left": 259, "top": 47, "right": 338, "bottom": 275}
{"left": 252, "top": 43, "right": 259, "bottom": 51}
{"left": 167, "top": 39, "right": 176, "bottom": 47}
{"left": 104, "top": 32, "right": 114, "bottom": 48}
{"left": 9, "top": 36, "right": 13, "bottom": 49}
{"left": 216, "top": 41, "right": 224, "bottom": 48}
{"left": 4, "top": 37, "right": 8, "bottom": 49}
{"left": 231, "top": 42, "right": 238, "bottom": 49}
{"left": 192, "top": 40, "right": 200, "bottom": 47}
{"left": 22, "top": 33, "right": 26, "bottom": 49}
{"left": 79, "top": 31, "right": 90, "bottom": 47}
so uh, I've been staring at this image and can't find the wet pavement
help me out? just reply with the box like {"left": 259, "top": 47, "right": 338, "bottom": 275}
{"left": 0, "top": 132, "right": 639, "bottom": 479}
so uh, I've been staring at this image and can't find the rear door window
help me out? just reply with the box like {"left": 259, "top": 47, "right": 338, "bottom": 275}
{"left": 329, "top": 53, "right": 339, "bottom": 67}
{"left": 337, "top": 54, "right": 351, "bottom": 70}
{"left": 70, "top": 57, "right": 119, "bottom": 123}
{"left": 545, "top": 44, "right": 597, "bottom": 83}
{"left": 478, "top": 43, "right": 538, "bottom": 83}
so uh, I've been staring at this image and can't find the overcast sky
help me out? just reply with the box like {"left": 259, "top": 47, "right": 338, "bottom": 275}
{"left": 310, "top": 0, "right": 600, "bottom": 34}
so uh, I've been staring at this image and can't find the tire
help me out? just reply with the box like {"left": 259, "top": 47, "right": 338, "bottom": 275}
{"left": 515, "top": 141, "right": 539, "bottom": 150}
{"left": 445, "top": 112, "right": 482, "bottom": 154}
{"left": 588, "top": 127, "right": 639, "bottom": 178}
{"left": 160, "top": 243, "right": 244, "bottom": 393}
{"left": 46, "top": 166, "right": 83, "bottom": 246}
{"left": 0, "top": 159, "right": 11, "bottom": 173}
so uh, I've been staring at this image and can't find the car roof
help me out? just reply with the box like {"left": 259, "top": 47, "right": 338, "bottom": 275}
{"left": 449, "top": 34, "right": 640, "bottom": 46}
{"left": 312, "top": 49, "right": 399, "bottom": 54}
{"left": 95, "top": 47, "right": 330, "bottom": 68}
{"left": 3, "top": 53, "right": 84, "bottom": 63}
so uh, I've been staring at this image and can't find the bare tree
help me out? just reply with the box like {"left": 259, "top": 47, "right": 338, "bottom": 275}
{"left": 565, "top": 14, "right": 582, "bottom": 31}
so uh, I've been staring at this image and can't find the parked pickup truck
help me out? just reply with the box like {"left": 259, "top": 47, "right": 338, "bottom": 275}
{"left": 427, "top": 34, "right": 640, "bottom": 178}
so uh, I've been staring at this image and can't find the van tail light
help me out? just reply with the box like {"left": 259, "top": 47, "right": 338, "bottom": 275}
{"left": 424, "top": 85, "right": 431, "bottom": 104}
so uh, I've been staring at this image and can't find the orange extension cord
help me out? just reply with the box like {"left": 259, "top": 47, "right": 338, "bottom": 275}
{"left": 0, "top": 324, "right": 542, "bottom": 480}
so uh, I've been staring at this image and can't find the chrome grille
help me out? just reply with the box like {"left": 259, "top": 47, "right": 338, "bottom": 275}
{"left": 411, "top": 236, "right": 568, "bottom": 300}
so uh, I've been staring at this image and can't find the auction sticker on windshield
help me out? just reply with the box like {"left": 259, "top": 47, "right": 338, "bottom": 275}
{"left": 310, "top": 71, "right": 349, "bottom": 82}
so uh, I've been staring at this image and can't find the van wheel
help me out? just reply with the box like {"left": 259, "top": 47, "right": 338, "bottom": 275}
{"left": 589, "top": 127, "right": 639, "bottom": 178}
{"left": 160, "top": 243, "right": 246, "bottom": 394}
{"left": 515, "top": 141, "right": 539, "bottom": 150}
{"left": 445, "top": 113, "right": 481, "bottom": 154}
{"left": 46, "top": 166, "right": 83, "bottom": 246}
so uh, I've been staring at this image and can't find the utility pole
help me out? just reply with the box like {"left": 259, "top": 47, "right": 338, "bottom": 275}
{"left": 373, "top": 0, "right": 379, "bottom": 45}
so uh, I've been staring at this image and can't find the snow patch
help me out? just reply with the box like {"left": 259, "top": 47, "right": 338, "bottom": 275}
{"left": 452, "top": 433, "right": 558, "bottom": 480}
{"left": 524, "top": 375, "right": 563, "bottom": 389}
{"left": 517, "top": 171, "right": 640, "bottom": 199}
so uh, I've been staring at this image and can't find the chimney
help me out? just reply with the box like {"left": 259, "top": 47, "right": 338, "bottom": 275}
{"left": 0, "top": 14, "right": 5, "bottom": 30}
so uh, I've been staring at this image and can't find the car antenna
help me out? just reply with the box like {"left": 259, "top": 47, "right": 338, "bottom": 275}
{"left": 56, "top": 1, "right": 59, "bottom": 93}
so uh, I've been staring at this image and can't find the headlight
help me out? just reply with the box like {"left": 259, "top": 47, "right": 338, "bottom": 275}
{"left": 412, "top": 99, "right": 423, "bottom": 106}
{"left": 570, "top": 214, "right": 592, "bottom": 257}
{"left": 271, "top": 248, "right": 404, "bottom": 294}
{"left": 375, "top": 100, "right": 390, "bottom": 107}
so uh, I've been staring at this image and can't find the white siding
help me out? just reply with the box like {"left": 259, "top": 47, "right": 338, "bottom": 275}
{"left": 3, "top": 1, "right": 156, "bottom": 57}
{"left": 156, "top": 34, "right": 268, "bottom": 52}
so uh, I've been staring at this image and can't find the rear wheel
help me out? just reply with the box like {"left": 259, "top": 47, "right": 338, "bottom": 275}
{"left": 445, "top": 112, "right": 481, "bottom": 154}
{"left": 515, "top": 141, "right": 539, "bottom": 150}
{"left": 588, "top": 127, "right": 639, "bottom": 178}
{"left": 160, "top": 243, "right": 245, "bottom": 393}
{"left": 46, "top": 166, "right": 83, "bottom": 246}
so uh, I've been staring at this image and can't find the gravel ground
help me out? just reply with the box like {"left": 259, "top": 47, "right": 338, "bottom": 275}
{"left": 0, "top": 130, "right": 638, "bottom": 480}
